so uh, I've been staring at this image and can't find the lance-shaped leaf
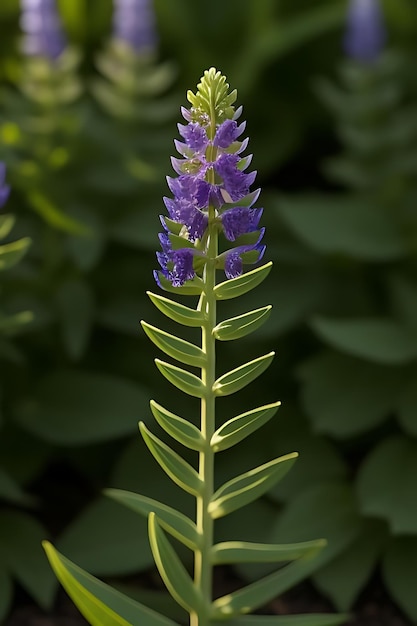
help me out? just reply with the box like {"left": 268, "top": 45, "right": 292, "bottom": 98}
{"left": 213, "top": 353, "right": 275, "bottom": 397}
{"left": 147, "top": 292, "right": 205, "bottom": 327}
{"left": 0, "top": 214, "right": 16, "bottom": 240}
{"left": 150, "top": 400, "right": 205, "bottom": 451}
{"left": 148, "top": 513, "right": 204, "bottom": 616}
{"left": 156, "top": 273, "right": 204, "bottom": 295}
{"left": 155, "top": 359, "right": 206, "bottom": 397}
{"left": 227, "top": 614, "right": 348, "bottom": 625}
{"left": 211, "top": 547, "right": 324, "bottom": 620}
{"left": 211, "top": 538, "right": 326, "bottom": 565}
{"left": 141, "top": 322, "right": 205, "bottom": 367}
{"left": 213, "top": 306, "right": 272, "bottom": 341}
{"left": 209, "top": 453, "right": 298, "bottom": 519}
{"left": 43, "top": 542, "right": 178, "bottom": 626}
{"left": 0, "top": 237, "right": 31, "bottom": 270}
{"left": 140, "top": 423, "right": 203, "bottom": 497}
{"left": 211, "top": 402, "right": 280, "bottom": 452}
{"left": 104, "top": 488, "right": 200, "bottom": 551}
{"left": 214, "top": 262, "right": 273, "bottom": 300}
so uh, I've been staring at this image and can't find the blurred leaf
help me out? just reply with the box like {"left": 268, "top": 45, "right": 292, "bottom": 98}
{"left": 29, "top": 191, "right": 90, "bottom": 235}
{"left": 388, "top": 274, "right": 417, "bottom": 330}
{"left": 298, "top": 352, "right": 402, "bottom": 437}
{"left": 14, "top": 370, "right": 150, "bottom": 445}
{"left": 0, "top": 236, "right": 31, "bottom": 270}
{"left": 112, "top": 208, "right": 159, "bottom": 251}
{"left": 57, "top": 497, "right": 153, "bottom": 577}
{"left": 56, "top": 279, "right": 95, "bottom": 360}
{"left": 0, "top": 467, "right": 34, "bottom": 506}
{"left": 382, "top": 537, "right": 417, "bottom": 623}
{"left": 65, "top": 206, "right": 106, "bottom": 271}
{"left": 0, "top": 214, "right": 16, "bottom": 240}
{"left": 313, "top": 519, "right": 388, "bottom": 611}
{"left": 276, "top": 194, "right": 406, "bottom": 260}
{"left": 356, "top": 435, "right": 417, "bottom": 534}
{"left": 112, "top": 585, "right": 187, "bottom": 624}
{"left": 397, "top": 368, "right": 417, "bottom": 435}
{"left": 311, "top": 316, "right": 417, "bottom": 365}
{"left": 0, "top": 511, "right": 56, "bottom": 609}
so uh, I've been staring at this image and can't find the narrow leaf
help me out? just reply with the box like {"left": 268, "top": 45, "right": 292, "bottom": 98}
{"left": 148, "top": 513, "right": 204, "bottom": 615}
{"left": 104, "top": 488, "right": 200, "bottom": 550}
{"left": 141, "top": 322, "right": 205, "bottom": 367}
{"left": 156, "top": 273, "right": 204, "bottom": 295}
{"left": 211, "top": 549, "right": 323, "bottom": 620}
{"left": 0, "top": 237, "right": 31, "bottom": 270}
{"left": 150, "top": 400, "right": 205, "bottom": 451}
{"left": 140, "top": 423, "right": 203, "bottom": 496}
{"left": 213, "top": 353, "right": 275, "bottom": 397}
{"left": 147, "top": 292, "right": 205, "bottom": 327}
{"left": 155, "top": 359, "right": 206, "bottom": 397}
{"left": 211, "top": 402, "right": 280, "bottom": 452}
{"left": 0, "top": 214, "right": 16, "bottom": 240}
{"left": 213, "top": 306, "right": 272, "bottom": 341}
{"left": 43, "top": 542, "right": 178, "bottom": 626}
{"left": 209, "top": 453, "right": 298, "bottom": 519}
{"left": 214, "top": 262, "right": 273, "bottom": 300}
{"left": 211, "top": 538, "right": 326, "bottom": 565}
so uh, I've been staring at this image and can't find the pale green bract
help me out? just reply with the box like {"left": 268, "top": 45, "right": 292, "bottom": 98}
{"left": 44, "top": 69, "right": 347, "bottom": 626}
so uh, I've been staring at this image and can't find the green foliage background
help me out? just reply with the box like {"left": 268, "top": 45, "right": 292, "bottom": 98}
{"left": 0, "top": 0, "right": 416, "bottom": 623}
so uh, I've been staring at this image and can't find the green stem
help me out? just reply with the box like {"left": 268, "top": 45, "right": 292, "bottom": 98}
{"left": 191, "top": 208, "right": 218, "bottom": 626}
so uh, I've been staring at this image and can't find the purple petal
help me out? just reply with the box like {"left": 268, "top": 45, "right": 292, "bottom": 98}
{"left": 215, "top": 153, "right": 257, "bottom": 202}
{"left": 224, "top": 250, "right": 243, "bottom": 279}
{"left": 177, "top": 122, "right": 208, "bottom": 151}
{"left": 214, "top": 120, "right": 239, "bottom": 148}
{"left": 221, "top": 207, "right": 263, "bottom": 241}
{"left": 344, "top": 0, "right": 386, "bottom": 62}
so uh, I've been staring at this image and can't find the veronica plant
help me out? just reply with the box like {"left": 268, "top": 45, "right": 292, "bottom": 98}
{"left": 43, "top": 69, "right": 346, "bottom": 626}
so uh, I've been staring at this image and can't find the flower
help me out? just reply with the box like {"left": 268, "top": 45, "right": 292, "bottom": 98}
{"left": 112, "top": 0, "right": 158, "bottom": 53}
{"left": 343, "top": 0, "right": 386, "bottom": 63}
{"left": 0, "top": 163, "right": 10, "bottom": 208}
{"left": 20, "top": 0, "right": 67, "bottom": 60}
{"left": 154, "top": 68, "right": 265, "bottom": 288}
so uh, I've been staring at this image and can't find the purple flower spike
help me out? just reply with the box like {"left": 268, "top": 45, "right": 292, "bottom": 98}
{"left": 0, "top": 163, "right": 10, "bottom": 208}
{"left": 20, "top": 0, "right": 66, "bottom": 60}
{"left": 113, "top": 0, "right": 158, "bottom": 53}
{"left": 344, "top": 0, "right": 387, "bottom": 63}
{"left": 154, "top": 68, "right": 266, "bottom": 288}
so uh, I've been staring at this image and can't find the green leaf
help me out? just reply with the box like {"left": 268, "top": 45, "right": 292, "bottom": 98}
{"left": 0, "top": 237, "right": 31, "bottom": 270}
{"left": 150, "top": 400, "right": 205, "bottom": 451}
{"left": 313, "top": 519, "right": 387, "bottom": 611}
{"left": 0, "top": 214, "right": 16, "bottom": 240}
{"left": 213, "top": 306, "right": 272, "bottom": 341}
{"left": 227, "top": 613, "right": 348, "bottom": 625}
{"left": 213, "top": 352, "right": 275, "bottom": 396}
{"left": 214, "top": 262, "right": 273, "bottom": 300}
{"left": 311, "top": 316, "right": 416, "bottom": 365}
{"left": 211, "top": 548, "right": 323, "bottom": 620}
{"left": 397, "top": 371, "right": 417, "bottom": 436}
{"left": 155, "top": 359, "right": 206, "bottom": 397}
{"left": 140, "top": 423, "right": 203, "bottom": 496}
{"left": 15, "top": 370, "right": 150, "bottom": 445}
{"left": 66, "top": 206, "right": 105, "bottom": 271}
{"left": 276, "top": 194, "right": 405, "bottom": 260}
{"left": 382, "top": 537, "right": 417, "bottom": 622}
{"left": 29, "top": 191, "right": 90, "bottom": 235}
{"left": 148, "top": 513, "right": 204, "bottom": 615}
{"left": 209, "top": 453, "right": 298, "bottom": 519}
{"left": 298, "top": 352, "right": 402, "bottom": 437}
{"left": 211, "top": 402, "right": 281, "bottom": 452}
{"left": 356, "top": 435, "right": 417, "bottom": 534}
{"left": 0, "top": 511, "right": 56, "bottom": 609}
{"left": 43, "top": 542, "right": 178, "bottom": 626}
{"left": 104, "top": 488, "right": 200, "bottom": 551}
{"left": 147, "top": 291, "right": 205, "bottom": 327}
{"left": 211, "top": 538, "right": 326, "bottom": 565}
{"left": 141, "top": 321, "right": 205, "bottom": 367}
{"left": 156, "top": 273, "right": 204, "bottom": 295}
{"left": 56, "top": 279, "right": 95, "bottom": 361}
{"left": 57, "top": 497, "right": 153, "bottom": 577}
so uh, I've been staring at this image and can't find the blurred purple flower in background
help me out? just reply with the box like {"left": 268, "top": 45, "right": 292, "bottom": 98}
{"left": 112, "top": 0, "right": 158, "bottom": 53}
{"left": 0, "top": 163, "right": 10, "bottom": 208}
{"left": 20, "top": 0, "right": 66, "bottom": 60}
{"left": 344, "top": 0, "right": 387, "bottom": 62}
